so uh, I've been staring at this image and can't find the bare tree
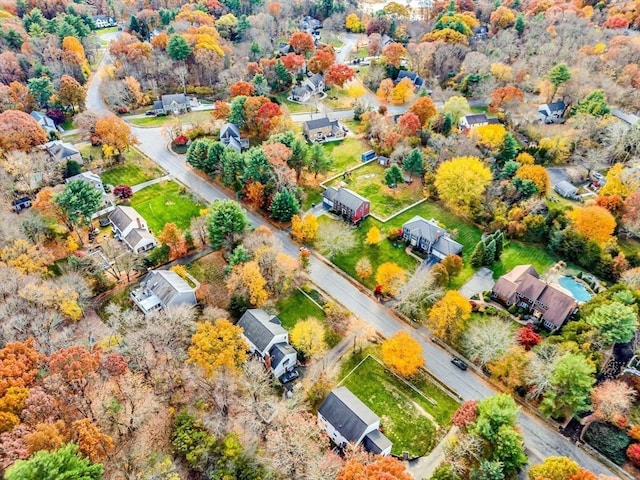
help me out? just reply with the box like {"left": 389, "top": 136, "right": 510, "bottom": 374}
{"left": 315, "top": 221, "right": 356, "bottom": 258}
{"left": 462, "top": 317, "right": 516, "bottom": 367}
{"left": 525, "top": 343, "right": 561, "bottom": 400}
{"left": 394, "top": 267, "right": 444, "bottom": 321}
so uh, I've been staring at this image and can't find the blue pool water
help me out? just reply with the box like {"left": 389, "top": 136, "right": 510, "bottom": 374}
{"left": 558, "top": 276, "right": 592, "bottom": 302}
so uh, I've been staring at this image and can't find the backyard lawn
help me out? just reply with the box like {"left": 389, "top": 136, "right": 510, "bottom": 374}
{"left": 340, "top": 351, "right": 459, "bottom": 457}
{"left": 493, "top": 241, "right": 556, "bottom": 278}
{"left": 129, "top": 180, "right": 205, "bottom": 233}
{"left": 323, "top": 137, "right": 370, "bottom": 174}
{"left": 276, "top": 289, "right": 326, "bottom": 330}
{"left": 324, "top": 162, "right": 423, "bottom": 220}
{"left": 128, "top": 110, "right": 212, "bottom": 127}
{"left": 100, "top": 148, "right": 164, "bottom": 187}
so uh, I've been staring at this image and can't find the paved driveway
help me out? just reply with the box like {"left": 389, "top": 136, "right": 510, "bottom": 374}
{"left": 546, "top": 167, "right": 570, "bottom": 186}
{"left": 459, "top": 267, "right": 495, "bottom": 299}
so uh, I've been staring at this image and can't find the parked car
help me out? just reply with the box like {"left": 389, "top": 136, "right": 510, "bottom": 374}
{"left": 279, "top": 369, "right": 299, "bottom": 384}
{"left": 451, "top": 357, "right": 468, "bottom": 371}
{"left": 145, "top": 111, "right": 156, "bottom": 116}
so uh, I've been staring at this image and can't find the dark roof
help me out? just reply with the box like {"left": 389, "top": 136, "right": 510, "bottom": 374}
{"left": 463, "top": 113, "right": 490, "bottom": 125}
{"left": 220, "top": 123, "right": 240, "bottom": 139}
{"left": 540, "top": 101, "right": 566, "bottom": 112}
{"left": 517, "top": 274, "right": 547, "bottom": 301}
{"left": 305, "top": 117, "right": 338, "bottom": 131}
{"left": 402, "top": 216, "right": 462, "bottom": 256}
{"left": 31, "top": 111, "right": 56, "bottom": 128}
{"left": 323, "top": 187, "right": 369, "bottom": 211}
{"left": 537, "top": 286, "right": 577, "bottom": 329}
{"left": 161, "top": 94, "right": 188, "bottom": 107}
{"left": 318, "top": 387, "right": 379, "bottom": 443}
{"left": 11, "top": 197, "right": 30, "bottom": 206}
{"left": 43, "top": 140, "right": 79, "bottom": 160}
{"left": 269, "top": 342, "right": 296, "bottom": 369}
{"left": 492, "top": 265, "right": 538, "bottom": 301}
{"left": 397, "top": 70, "right": 418, "bottom": 82}
{"left": 307, "top": 73, "right": 324, "bottom": 87}
{"left": 363, "top": 430, "right": 392, "bottom": 454}
{"left": 144, "top": 270, "right": 194, "bottom": 305}
{"left": 153, "top": 100, "right": 163, "bottom": 110}
{"left": 237, "top": 309, "right": 286, "bottom": 353}
{"left": 109, "top": 206, "right": 140, "bottom": 232}
{"left": 125, "top": 228, "right": 155, "bottom": 248}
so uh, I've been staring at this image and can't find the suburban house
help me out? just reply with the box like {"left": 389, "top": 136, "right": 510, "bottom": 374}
{"left": 538, "top": 101, "right": 567, "bottom": 124}
{"left": 402, "top": 215, "right": 463, "bottom": 260}
{"left": 395, "top": 70, "right": 425, "bottom": 90}
{"left": 92, "top": 15, "right": 117, "bottom": 29}
{"left": 131, "top": 269, "right": 197, "bottom": 315}
{"left": 554, "top": 180, "right": 580, "bottom": 200}
{"left": 41, "top": 140, "right": 82, "bottom": 163}
{"left": 108, "top": 205, "right": 157, "bottom": 253}
{"left": 322, "top": 186, "right": 370, "bottom": 224}
{"left": 303, "top": 117, "right": 346, "bottom": 143}
{"left": 291, "top": 73, "right": 325, "bottom": 103}
{"left": 66, "top": 171, "right": 106, "bottom": 195}
{"left": 491, "top": 265, "right": 578, "bottom": 330}
{"left": 277, "top": 42, "right": 291, "bottom": 55}
{"left": 317, "top": 386, "right": 392, "bottom": 455}
{"left": 152, "top": 94, "right": 190, "bottom": 115}
{"left": 300, "top": 16, "right": 321, "bottom": 39}
{"left": 30, "top": 111, "right": 57, "bottom": 135}
{"left": 459, "top": 113, "right": 500, "bottom": 131}
{"left": 11, "top": 197, "right": 31, "bottom": 212}
{"left": 220, "top": 123, "right": 249, "bottom": 152}
{"left": 237, "top": 309, "right": 298, "bottom": 378}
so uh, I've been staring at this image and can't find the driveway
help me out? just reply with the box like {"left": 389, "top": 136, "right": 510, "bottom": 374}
{"left": 547, "top": 167, "right": 570, "bottom": 187}
{"left": 459, "top": 267, "right": 495, "bottom": 299}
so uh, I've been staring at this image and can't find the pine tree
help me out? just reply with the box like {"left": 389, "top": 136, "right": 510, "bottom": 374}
{"left": 494, "top": 231, "right": 504, "bottom": 260}
{"left": 275, "top": 60, "right": 292, "bottom": 90}
{"left": 471, "top": 240, "right": 486, "bottom": 268}
{"left": 385, "top": 164, "right": 404, "bottom": 187}
{"left": 496, "top": 133, "right": 519, "bottom": 167}
{"left": 442, "top": 112, "right": 453, "bottom": 135}
{"left": 514, "top": 14, "right": 524, "bottom": 35}
{"left": 129, "top": 15, "right": 140, "bottom": 33}
{"left": 270, "top": 189, "right": 300, "bottom": 222}
{"left": 484, "top": 239, "right": 496, "bottom": 266}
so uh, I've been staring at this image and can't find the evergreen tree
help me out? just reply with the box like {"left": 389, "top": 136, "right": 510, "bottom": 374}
{"left": 220, "top": 149, "right": 246, "bottom": 191}
{"left": 167, "top": 34, "right": 192, "bottom": 61}
{"left": 384, "top": 164, "right": 404, "bottom": 187}
{"left": 251, "top": 73, "right": 269, "bottom": 95}
{"left": 442, "top": 112, "right": 453, "bottom": 135}
{"left": 205, "top": 142, "right": 226, "bottom": 176}
{"left": 186, "top": 139, "right": 211, "bottom": 170}
{"left": 228, "top": 96, "right": 247, "bottom": 129}
{"left": 403, "top": 149, "right": 424, "bottom": 180}
{"left": 308, "top": 143, "right": 331, "bottom": 178}
{"left": 471, "top": 240, "right": 486, "bottom": 267}
{"left": 270, "top": 189, "right": 299, "bottom": 222}
{"left": 274, "top": 60, "right": 292, "bottom": 90}
{"left": 129, "top": 15, "right": 140, "bottom": 33}
{"left": 483, "top": 239, "right": 496, "bottom": 266}
{"left": 514, "top": 14, "right": 524, "bottom": 35}
{"left": 494, "top": 231, "right": 504, "bottom": 259}
{"left": 496, "top": 133, "right": 519, "bottom": 167}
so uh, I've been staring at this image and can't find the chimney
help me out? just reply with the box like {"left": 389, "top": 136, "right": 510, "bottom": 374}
{"left": 136, "top": 217, "right": 142, "bottom": 229}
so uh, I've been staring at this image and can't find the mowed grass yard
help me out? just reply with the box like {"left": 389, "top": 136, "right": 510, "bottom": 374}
{"left": 274, "top": 92, "right": 316, "bottom": 114}
{"left": 325, "top": 162, "right": 423, "bottom": 219}
{"left": 100, "top": 149, "right": 164, "bottom": 187}
{"left": 128, "top": 110, "right": 212, "bottom": 127}
{"left": 323, "top": 138, "right": 369, "bottom": 174}
{"left": 130, "top": 181, "right": 205, "bottom": 233}
{"left": 340, "top": 352, "right": 459, "bottom": 457}
{"left": 276, "top": 289, "right": 326, "bottom": 330}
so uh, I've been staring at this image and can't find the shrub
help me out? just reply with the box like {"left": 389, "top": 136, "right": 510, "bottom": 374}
{"left": 387, "top": 228, "right": 403, "bottom": 241}
{"left": 627, "top": 443, "right": 640, "bottom": 467}
{"left": 174, "top": 135, "right": 189, "bottom": 146}
{"left": 583, "top": 422, "right": 630, "bottom": 465}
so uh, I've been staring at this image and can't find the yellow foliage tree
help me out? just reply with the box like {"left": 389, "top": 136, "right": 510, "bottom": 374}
{"left": 381, "top": 331, "right": 424, "bottom": 377}
{"left": 227, "top": 260, "right": 268, "bottom": 307}
{"left": 0, "top": 239, "right": 53, "bottom": 275}
{"left": 347, "top": 82, "right": 366, "bottom": 99}
{"left": 375, "top": 262, "right": 407, "bottom": 296}
{"left": 538, "top": 136, "right": 571, "bottom": 163}
{"left": 24, "top": 420, "right": 67, "bottom": 454}
{"left": 569, "top": 205, "right": 617, "bottom": 244}
{"left": 188, "top": 319, "right": 248, "bottom": 376}
{"left": 291, "top": 214, "right": 319, "bottom": 242}
{"left": 0, "top": 411, "right": 19, "bottom": 433}
{"left": 515, "top": 152, "right": 535, "bottom": 165}
{"left": 355, "top": 257, "right": 373, "bottom": 280}
{"left": 442, "top": 96, "right": 470, "bottom": 125}
{"left": 422, "top": 28, "right": 469, "bottom": 45}
{"left": 345, "top": 13, "right": 364, "bottom": 32}
{"left": 516, "top": 165, "right": 550, "bottom": 194}
{"left": 59, "top": 300, "right": 83, "bottom": 321}
{"left": 290, "top": 317, "right": 327, "bottom": 359}
{"left": 0, "top": 387, "right": 29, "bottom": 415}
{"left": 170, "top": 264, "right": 189, "bottom": 279}
{"left": 365, "top": 226, "right": 382, "bottom": 245}
{"left": 600, "top": 163, "right": 638, "bottom": 197}
{"left": 426, "top": 291, "right": 472, "bottom": 344}
{"left": 471, "top": 124, "right": 507, "bottom": 151}
{"left": 490, "top": 62, "right": 513, "bottom": 82}
{"left": 391, "top": 77, "right": 414, "bottom": 105}
{"left": 434, "top": 157, "right": 492, "bottom": 215}
{"left": 65, "top": 235, "right": 79, "bottom": 253}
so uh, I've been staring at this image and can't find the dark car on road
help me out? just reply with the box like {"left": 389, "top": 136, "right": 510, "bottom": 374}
{"left": 279, "top": 369, "right": 299, "bottom": 384}
{"left": 451, "top": 357, "right": 468, "bottom": 371}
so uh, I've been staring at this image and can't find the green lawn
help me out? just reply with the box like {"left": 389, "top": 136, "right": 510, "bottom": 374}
{"left": 325, "top": 162, "right": 423, "bottom": 220}
{"left": 321, "top": 34, "right": 344, "bottom": 48}
{"left": 300, "top": 184, "right": 323, "bottom": 211}
{"left": 340, "top": 352, "right": 458, "bottom": 457}
{"left": 128, "top": 110, "right": 212, "bottom": 127}
{"left": 129, "top": 180, "right": 205, "bottom": 233}
{"left": 323, "top": 138, "right": 370, "bottom": 174}
{"left": 100, "top": 149, "right": 164, "bottom": 187}
{"left": 619, "top": 237, "right": 640, "bottom": 258}
{"left": 323, "top": 87, "right": 354, "bottom": 110}
{"left": 493, "top": 241, "right": 556, "bottom": 278}
{"left": 274, "top": 91, "right": 316, "bottom": 114}
{"left": 276, "top": 289, "right": 326, "bottom": 330}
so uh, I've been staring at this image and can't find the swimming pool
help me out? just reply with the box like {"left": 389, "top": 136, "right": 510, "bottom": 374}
{"left": 558, "top": 276, "right": 592, "bottom": 302}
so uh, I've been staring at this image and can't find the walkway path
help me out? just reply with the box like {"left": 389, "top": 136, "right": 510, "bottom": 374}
{"left": 407, "top": 427, "right": 459, "bottom": 479}
{"left": 131, "top": 174, "right": 172, "bottom": 193}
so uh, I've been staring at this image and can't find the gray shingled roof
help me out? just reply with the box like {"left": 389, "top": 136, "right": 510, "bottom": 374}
{"left": 124, "top": 228, "right": 155, "bottom": 249}
{"left": 238, "top": 309, "right": 286, "bottom": 354}
{"left": 402, "top": 216, "right": 462, "bottom": 255}
{"left": 554, "top": 180, "right": 578, "bottom": 197}
{"left": 162, "top": 94, "right": 188, "bottom": 107}
{"left": 220, "top": 123, "right": 240, "bottom": 140}
{"left": 463, "top": 113, "right": 490, "bottom": 125}
{"left": 323, "top": 187, "right": 369, "bottom": 211}
{"left": 363, "top": 430, "right": 392, "bottom": 454}
{"left": 308, "top": 73, "right": 324, "bottom": 87}
{"left": 540, "top": 101, "right": 566, "bottom": 113}
{"left": 145, "top": 270, "right": 194, "bottom": 305}
{"left": 318, "top": 387, "right": 379, "bottom": 444}
{"left": 269, "top": 342, "right": 296, "bottom": 370}
{"left": 109, "top": 206, "right": 140, "bottom": 232}
{"left": 305, "top": 117, "right": 338, "bottom": 131}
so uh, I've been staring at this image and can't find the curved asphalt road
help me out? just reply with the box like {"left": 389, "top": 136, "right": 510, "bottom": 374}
{"left": 87, "top": 31, "right": 618, "bottom": 478}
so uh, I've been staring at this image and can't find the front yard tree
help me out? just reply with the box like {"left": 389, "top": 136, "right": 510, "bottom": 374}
{"left": 308, "top": 143, "right": 331, "bottom": 178}
{"left": 462, "top": 317, "right": 515, "bottom": 367}
{"left": 227, "top": 260, "right": 268, "bottom": 307}
{"left": 206, "top": 200, "right": 250, "bottom": 251}
{"left": 325, "top": 64, "right": 355, "bottom": 88}
{"left": 56, "top": 75, "right": 85, "bottom": 111}
{"left": 375, "top": 261, "right": 407, "bottom": 296}
{"left": 94, "top": 115, "right": 138, "bottom": 160}
{"left": 409, "top": 96, "right": 437, "bottom": 126}
{"left": 290, "top": 317, "right": 327, "bottom": 359}
{"left": 0, "top": 110, "right": 48, "bottom": 152}
{"left": 540, "top": 352, "right": 595, "bottom": 417}
{"left": 270, "top": 189, "right": 299, "bottom": 222}
{"left": 381, "top": 331, "right": 424, "bottom": 377}
{"left": 365, "top": 226, "right": 382, "bottom": 245}
{"left": 158, "top": 222, "right": 188, "bottom": 260}
{"left": 54, "top": 180, "right": 103, "bottom": 232}
{"left": 188, "top": 319, "right": 248, "bottom": 377}
{"left": 384, "top": 164, "right": 404, "bottom": 187}
{"left": 291, "top": 214, "right": 318, "bottom": 242}
{"left": 474, "top": 393, "right": 520, "bottom": 443}
{"left": 287, "top": 138, "right": 309, "bottom": 181}
{"left": 427, "top": 291, "right": 472, "bottom": 344}
{"left": 588, "top": 380, "right": 636, "bottom": 425}
{"left": 316, "top": 222, "right": 356, "bottom": 258}
{"left": 434, "top": 157, "right": 492, "bottom": 216}
{"left": 585, "top": 301, "right": 639, "bottom": 345}
{"left": 441, "top": 96, "right": 470, "bottom": 125}
{"left": 113, "top": 185, "right": 133, "bottom": 200}
{"left": 403, "top": 149, "right": 424, "bottom": 180}
{"left": 288, "top": 31, "right": 315, "bottom": 56}
{"left": 355, "top": 257, "right": 373, "bottom": 280}
{"left": 382, "top": 42, "right": 407, "bottom": 68}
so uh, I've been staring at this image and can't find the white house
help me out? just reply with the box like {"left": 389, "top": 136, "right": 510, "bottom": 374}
{"left": 108, "top": 205, "right": 157, "bottom": 253}
{"left": 401, "top": 215, "right": 463, "bottom": 260}
{"left": 30, "top": 111, "right": 57, "bottom": 135}
{"left": 152, "top": 94, "right": 191, "bottom": 115}
{"left": 317, "top": 386, "right": 392, "bottom": 455}
{"left": 291, "top": 73, "right": 325, "bottom": 103}
{"left": 66, "top": 171, "right": 106, "bottom": 195}
{"left": 130, "top": 269, "right": 197, "bottom": 315}
{"left": 538, "top": 101, "right": 566, "bottom": 124}
{"left": 237, "top": 309, "right": 298, "bottom": 378}
{"left": 92, "top": 15, "right": 117, "bottom": 29}
{"left": 459, "top": 113, "right": 500, "bottom": 131}
{"left": 220, "top": 123, "right": 249, "bottom": 152}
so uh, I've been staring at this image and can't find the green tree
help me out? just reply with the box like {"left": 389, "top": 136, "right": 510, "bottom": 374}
{"left": 514, "top": 14, "right": 524, "bottom": 35}
{"left": 287, "top": 137, "right": 308, "bottom": 181}
{"left": 28, "top": 76, "right": 54, "bottom": 108}
{"left": 5, "top": 443, "right": 103, "bottom": 480}
{"left": 431, "top": 464, "right": 461, "bottom": 480}
{"left": 166, "top": 34, "right": 191, "bottom": 60}
{"left": 228, "top": 95, "right": 247, "bottom": 129}
{"left": 274, "top": 59, "right": 292, "bottom": 90}
{"left": 54, "top": 180, "right": 103, "bottom": 229}
{"left": 471, "top": 459, "right": 505, "bottom": 480}
{"left": 547, "top": 63, "right": 571, "bottom": 99}
{"left": 585, "top": 301, "right": 638, "bottom": 345}
{"left": 385, "top": 164, "right": 404, "bottom": 187}
{"left": 470, "top": 240, "right": 486, "bottom": 268}
{"left": 205, "top": 142, "right": 226, "bottom": 176}
{"left": 572, "top": 90, "right": 610, "bottom": 117}
{"left": 494, "top": 231, "right": 504, "bottom": 259}
{"left": 186, "top": 139, "right": 212, "bottom": 171}
{"left": 220, "top": 149, "right": 246, "bottom": 191}
{"left": 492, "top": 425, "right": 527, "bottom": 476}
{"left": 206, "top": 200, "right": 250, "bottom": 251}
{"left": 496, "top": 133, "right": 519, "bottom": 166}
{"left": 403, "top": 149, "right": 424, "bottom": 180}
{"left": 243, "top": 147, "right": 274, "bottom": 185}
{"left": 251, "top": 73, "right": 269, "bottom": 95}
{"left": 270, "top": 189, "right": 299, "bottom": 222}
{"left": 308, "top": 143, "right": 331, "bottom": 178}
{"left": 483, "top": 239, "right": 496, "bottom": 266}
{"left": 473, "top": 394, "right": 520, "bottom": 444}
{"left": 540, "top": 353, "right": 595, "bottom": 417}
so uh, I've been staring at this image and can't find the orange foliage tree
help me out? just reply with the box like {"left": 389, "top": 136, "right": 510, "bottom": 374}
{"left": 230, "top": 81, "right": 255, "bottom": 97}
{"left": 490, "top": 6, "right": 516, "bottom": 29}
{"left": 337, "top": 456, "right": 413, "bottom": 480}
{"left": 489, "top": 85, "right": 524, "bottom": 112}
{"left": 48, "top": 345, "right": 100, "bottom": 386}
{"left": 94, "top": 115, "right": 138, "bottom": 159}
{"left": 289, "top": 31, "right": 315, "bottom": 56}
{"left": 409, "top": 96, "right": 437, "bottom": 126}
{"left": 570, "top": 205, "right": 617, "bottom": 244}
{"left": 0, "top": 110, "right": 47, "bottom": 153}
{"left": 212, "top": 100, "right": 230, "bottom": 120}
{"left": 382, "top": 43, "right": 407, "bottom": 67}
{"left": 515, "top": 165, "right": 549, "bottom": 194}
{"left": 381, "top": 331, "right": 424, "bottom": 377}
{"left": 24, "top": 420, "right": 67, "bottom": 454}
{"left": 397, "top": 112, "right": 421, "bottom": 136}
{"left": 158, "top": 223, "right": 188, "bottom": 259}
{"left": 72, "top": 419, "right": 114, "bottom": 462}
{"left": 307, "top": 47, "right": 335, "bottom": 73}
{"left": 325, "top": 63, "right": 355, "bottom": 88}
{"left": 0, "top": 339, "right": 43, "bottom": 397}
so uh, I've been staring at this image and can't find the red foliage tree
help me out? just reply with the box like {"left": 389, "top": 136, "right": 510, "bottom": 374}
{"left": 230, "top": 81, "right": 255, "bottom": 97}
{"left": 627, "top": 443, "right": 640, "bottom": 467}
{"left": 113, "top": 185, "right": 133, "bottom": 200}
{"left": 0, "top": 110, "right": 48, "bottom": 152}
{"left": 397, "top": 112, "right": 421, "bottom": 136}
{"left": 255, "top": 102, "right": 283, "bottom": 139}
{"left": 289, "top": 31, "right": 315, "bottom": 55}
{"left": 516, "top": 326, "right": 542, "bottom": 350}
{"left": 307, "top": 47, "right": 335, "bottom": 74}
{"left": 48, "top": 345, "right": 100, "bottom": 384}
{"left": 604, "top": 14, "right": 630, "bottom": 29}
{"left": 102, "top": 352, "right": 128, "bottom": 377}
{"left": 325, "top": 63, "right": 355, "bottom": 88}
{"left": 489, "top": 85, "right": 524, "bottom": 112}
{"left": 452, "top": 400, "right": 478, "bottom": 429}
{"left": 281, "top": 52, "right": 305, "bottom": 72}
{"left": 595, "top": 195, "right": 624, "bottom": 215}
